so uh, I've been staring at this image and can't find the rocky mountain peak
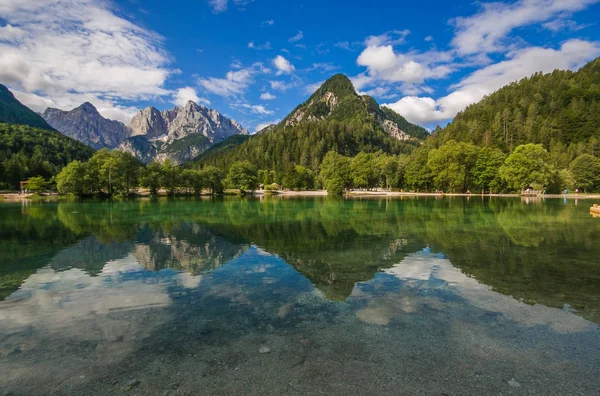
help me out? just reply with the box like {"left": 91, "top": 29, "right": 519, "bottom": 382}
{"left": 77, "top": 102, "right": 99, "bottom": 114}
{"left": 122, "top": 101, "right": 248, "bottom": 165}
{"left": 282, "top": 73, "right": 428, "bottom": 141}
{"left": 42, "top": 102, "right": 129, "bottom": 149}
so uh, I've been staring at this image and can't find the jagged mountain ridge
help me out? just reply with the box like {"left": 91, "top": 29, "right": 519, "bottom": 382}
{"left": 36, "top": 98, "right": 248, "bottom": 165}
{"left": 43, "top": 103, "right": 129, "bottom": 150}
{"left": 121, "top": 100, "right": 248, "bottom": 164}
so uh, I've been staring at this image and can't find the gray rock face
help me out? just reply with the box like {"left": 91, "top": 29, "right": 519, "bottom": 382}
{"left": 43, "top": 100, "right": 248, "bottom": 165}
{"left": 285, "top": 91, "right": 338, "bottom": 127}
{"left": 129, "top": 101, "right": 248, "bottom": 144}
{"left": 125, "top": 101, "right": 248, "bottom": 164}
{"left": 152, "top": 135, "right": 213, "bottom": 165}
{"left": 118, "top": 136, "right": 157, "bottom": 164}
{"left": 42, "top": 103, "right": 129, "bottom": 149}
{"left": 381, "top": 119, "right": 410, "bottom": 141}
{"left": 129, "top": 107, "right": 167, "bottom": 140}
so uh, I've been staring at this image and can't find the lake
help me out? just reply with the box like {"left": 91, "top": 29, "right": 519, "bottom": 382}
{"left": 1, "top": 196, "right": 599, "bottom": 395}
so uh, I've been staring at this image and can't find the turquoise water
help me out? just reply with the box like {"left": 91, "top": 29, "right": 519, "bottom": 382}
{"left": 1, "top": 197, "right": 599, "bottom": 394}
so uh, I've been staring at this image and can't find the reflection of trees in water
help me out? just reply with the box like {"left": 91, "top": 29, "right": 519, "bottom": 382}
{"left": 3, "top": 197, "right": 600, "bottom": 323}
{"left": 416, "top": 198, "right": 600, "bottom": 324}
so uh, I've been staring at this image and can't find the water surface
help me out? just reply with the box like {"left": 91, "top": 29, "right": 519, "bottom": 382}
{"left": 1, "top": 197, "right": 599, "bottom": 395}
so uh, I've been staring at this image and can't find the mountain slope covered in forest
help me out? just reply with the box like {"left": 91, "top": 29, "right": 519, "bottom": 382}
{"left": 438, "top": 57, "right": 600, "bottom": 155}
{"left": 0, "top": 84, "right": 54, "bottom": 130}
{"left": 194, "top": 74, "right": 427, "bottom": 171}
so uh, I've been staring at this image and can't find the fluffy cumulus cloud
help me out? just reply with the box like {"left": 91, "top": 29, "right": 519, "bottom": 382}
{"left": 383, "top": 39, "right": 600, "bottom": 124}
{"left": 173, "top": 87, "right": 210, "bottom": 107}
{"left": 272, "top": 55, "right": 295, "bottom": 74}
{"left": 355, "top": 0, "right": 599, "bottom": 126}
{"left": 0, "top": 0, "right": 174, "bottom": 123}
{"left": 451, "top": 0, "right": 600, "bottom": 55}
{"left": 356, "top": 30, "right": 455, "bottom": 93}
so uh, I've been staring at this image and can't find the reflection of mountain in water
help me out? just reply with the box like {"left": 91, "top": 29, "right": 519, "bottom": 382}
{"left": 133, "top": 223, "right": 246, "bottom": 275}
{"left": 2, "top": 198, "right": 600, "bottom": 325}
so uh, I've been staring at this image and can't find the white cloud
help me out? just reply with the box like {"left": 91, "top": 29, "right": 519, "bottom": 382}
{"left": 248, "top": 104, "right": 273, "bottom": 115}
{"left": 383, "top": 39, "right": 600, "bottom": 125}
{"left": 235, "top": 103, "right": 274, "bottom": 115}
{"left": 358, "top": 86, "right": 397, "bottom": 100}
{"left": 542, "top": 18, "right": 590, "bottom": 32}
{"left": 424, "top": 36, "right": 434, "bottom": 42}
{"left": 357, "top": 45, "right": 453, "bottom": 85}
{"left": 173, "top": 87, "right": 210, "bottom": 107}
{"left": 288, "top": 31, "right": 304, "bottom": 43}
{"left": 0, "top": 0, "right": 173, "bottom": 122}
{"left": 272, "top": 55, "right": 295, "bottom": 74}
{"left": 197, "top": 63, "right": 268, "bottom": 97}
{"left": 260, "top": 92, "right": 276, "bottom": 100}
{"left": 364, "top": 30, "right": 410, "bottom": 47}
{"left": 269, "top": 80, "right": 294, "bottom": 92}
{"left": 450, "top": 0, "right": 599, "bottom": 55}
{"left": 208, "top": 0, "right": 228, "bottom": 12}
{"left": 261, "top": 19, "right": 274, "bottom": 27}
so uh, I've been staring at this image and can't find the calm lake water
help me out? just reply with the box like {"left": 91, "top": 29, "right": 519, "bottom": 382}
{"left": 1, "top": 197, "right": 599, "bottom": 395}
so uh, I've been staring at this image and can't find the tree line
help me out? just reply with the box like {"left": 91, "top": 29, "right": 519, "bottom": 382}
{"left": 19, "top": 139, "right": 600, "bottom": 196}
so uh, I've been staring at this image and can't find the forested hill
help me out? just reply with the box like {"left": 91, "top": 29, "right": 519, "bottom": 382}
{"left": 438, "top": 57, "right": 600, "bottom": 154}
{"left": 0, "top": 84, "right": 55, "bottom": 130}
{"left": 0, "top": 123, "right": 94, "bottom": 189}
{"left": 194, "top": 74, "right": 427, "bottom": 171}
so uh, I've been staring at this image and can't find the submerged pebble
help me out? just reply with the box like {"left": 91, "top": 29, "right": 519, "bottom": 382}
{"left": 259, "top": 346, "right": 271, "bottom": 354}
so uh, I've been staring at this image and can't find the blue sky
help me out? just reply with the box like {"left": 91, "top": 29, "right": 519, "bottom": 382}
{"left": 1, "top": 0, "right": 599, "bottom": 132}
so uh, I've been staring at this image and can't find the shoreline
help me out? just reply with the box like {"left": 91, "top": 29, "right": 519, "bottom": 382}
{"left": 2, "top": 190, "right": 600, "bottom": 201}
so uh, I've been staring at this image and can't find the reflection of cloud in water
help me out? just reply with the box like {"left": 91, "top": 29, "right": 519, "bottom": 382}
{"left": 0, "top": 253, "right": 204, "bottom": 389}
{"left": 1, "top": 253, "right": 202, "bottom": 335}
{"left": 355, "top": 249, "right": 596, "bottom": 333}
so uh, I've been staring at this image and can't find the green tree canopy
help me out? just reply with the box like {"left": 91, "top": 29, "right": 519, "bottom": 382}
{"left": 570, "top": 154, "right": 600, "bottom": 192}
{"left": 472, "top": 147, "right": 507, "bottom": 193}
{"left": 499, "top": 144, "right": 555, "bottom": 191}
{"left": 225, "top": 161, "right": 258, "bottom": 193}
{"left": 427, "top": 140, "right": 479, "bottom": 192}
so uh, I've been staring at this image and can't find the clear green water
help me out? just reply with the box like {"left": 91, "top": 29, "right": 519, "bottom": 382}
{"left": 1, "top": 197, "right": 599, "bottom": 395}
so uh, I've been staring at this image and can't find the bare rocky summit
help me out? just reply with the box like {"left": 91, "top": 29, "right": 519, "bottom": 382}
{"left": 129, "top": 101, "right": 247, "bottom": 144}
{"left": 42, "top": 100, "right": 248, "bottom": 165}
{"left": 42, "top": 103, "right": 129, "bottom": 149}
